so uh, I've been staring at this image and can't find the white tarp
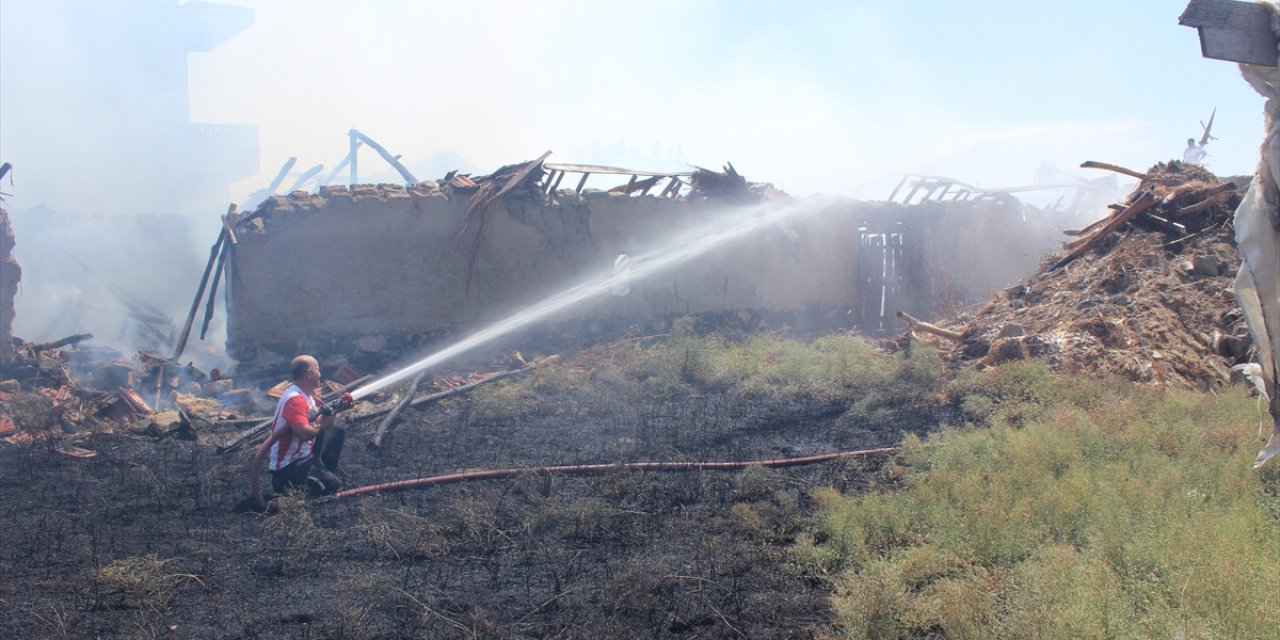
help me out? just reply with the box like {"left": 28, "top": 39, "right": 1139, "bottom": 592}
{"left": 1236, "top": 54, "right": 1280, "bottom": 467}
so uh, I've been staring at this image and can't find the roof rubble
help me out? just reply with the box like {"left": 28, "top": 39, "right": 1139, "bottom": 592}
{"left": 930, "top": 160, "right": 1251, "bottom": 391}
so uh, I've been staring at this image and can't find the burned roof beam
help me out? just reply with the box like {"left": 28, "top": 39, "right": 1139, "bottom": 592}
{"left": 348, "top": 129, "right": 419, "bottom": 185}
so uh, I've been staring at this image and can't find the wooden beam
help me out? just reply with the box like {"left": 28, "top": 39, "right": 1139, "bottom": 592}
{"left": 1050, "top": 190, "right": 1156, "bottom": 271}
{"left": 349, "top": 129, "right": 419, "bottom": 184}
{"left": 172, "top": 228, "right": 227, "bottom": 361}
{"left": 902, "top": 183, "right": 923, "bottom": 205}
{"left": 371, "top": 372, "right": 425, "bottom": 448}
{"left": 266, "top": 157, "right": 296, "bottom": 195}
{"left": 1080, "top": 160, "right": 1150, "bottom": 181}
{"left": 659, "top": 176, "right": 682, "bottom": 198}
{"left": 321, "top": 145, "right": 357, "bottom": 187}
{"left": 887, "top": 175, "right": 909, "bottom": 202}
{"left": 285, "top": 163, "right": 324, "bottom": 192}
{"left": 349, "top": 134, "right": 360, "bottom": 185}
{"left": 199, "top": 237, "right": 231, "bottom": 341}
{"left": 896, "top": 311, "right": 964, "bottom": 342}
{"left": 221, "top": 203, "right": 238, "bottom": 245}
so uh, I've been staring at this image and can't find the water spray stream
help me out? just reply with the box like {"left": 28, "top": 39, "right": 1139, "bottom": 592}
{"left": 350, "top": 197, "right": 838, "bottom": 400}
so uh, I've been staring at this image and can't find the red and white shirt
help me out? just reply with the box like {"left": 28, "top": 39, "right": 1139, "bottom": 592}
{"left": 268, "top": 384, "right": 318, "bottom": 471}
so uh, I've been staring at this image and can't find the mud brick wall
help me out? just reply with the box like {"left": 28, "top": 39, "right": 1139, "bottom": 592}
{"left": 0, "top": 205, "right": 19, "bottom": 366}
{"left": 224, "top": 185, "right": 1061, "bottom": 361}
{"left": 225, "top": 185, "right": 865, "bottom": 360}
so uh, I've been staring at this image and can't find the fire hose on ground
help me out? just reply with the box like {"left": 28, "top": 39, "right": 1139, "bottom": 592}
{"left": 333, "top": 446, "right": 901, "bottom": 499}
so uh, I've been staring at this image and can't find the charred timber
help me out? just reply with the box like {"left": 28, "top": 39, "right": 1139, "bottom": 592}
{"left": 371, "top": 371, "right": 424, "bottom": 448}
{"left": 895, "top": 311, "right": 964, "bottom": 341}
{"left": 34, "top": 333, "right": 93, "bottom": 352}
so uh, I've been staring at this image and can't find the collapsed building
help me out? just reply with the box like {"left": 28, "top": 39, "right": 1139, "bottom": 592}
{"left": 219, "top": 157, "right": 1081, "bottom": 369}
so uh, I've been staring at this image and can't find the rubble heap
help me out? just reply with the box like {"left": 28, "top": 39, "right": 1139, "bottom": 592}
{"left": 0, "top": 336, "right": 262, "bottom": 446}
{"left": 947, "top": 161, "right": 1249, "bottom": 390}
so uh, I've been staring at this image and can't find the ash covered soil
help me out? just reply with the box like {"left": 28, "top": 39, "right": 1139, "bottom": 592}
{"left": 0, "top": 342, "right": 936, "bottom": 639}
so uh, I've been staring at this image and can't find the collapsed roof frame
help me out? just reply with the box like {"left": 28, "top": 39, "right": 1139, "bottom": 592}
{"left": 541, "top": 163, "right": 692, "bottom": 198}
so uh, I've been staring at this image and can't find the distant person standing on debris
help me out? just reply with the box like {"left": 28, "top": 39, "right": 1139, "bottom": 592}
{"left": 249, "top": 355, "right": 346, "bottom": 509}
{"left": 1184, "top": 138, "right": 1208, "bottom": 164}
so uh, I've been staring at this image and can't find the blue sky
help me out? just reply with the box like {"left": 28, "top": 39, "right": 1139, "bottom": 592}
{"left": 0, "top": 0, "right": 1270, "bottom": 210}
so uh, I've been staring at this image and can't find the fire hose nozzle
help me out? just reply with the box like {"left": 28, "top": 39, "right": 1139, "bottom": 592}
{"left": 309, "top": 392, "right": 355, "bottom": 421}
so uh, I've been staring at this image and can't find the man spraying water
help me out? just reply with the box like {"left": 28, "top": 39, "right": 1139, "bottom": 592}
{"left": 249, "top": 355, "right": 354, "bottom": 510}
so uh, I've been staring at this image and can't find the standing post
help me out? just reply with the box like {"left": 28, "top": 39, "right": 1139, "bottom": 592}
{"left": 173, "top": 226, "right": 228, "bottom": 361}
{"left": 349, "top": 131, "right": 359, "bottom": 185}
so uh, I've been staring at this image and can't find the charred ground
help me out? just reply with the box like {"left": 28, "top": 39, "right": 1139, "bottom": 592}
{"left": 0, "top": 334, "right": 944, "bottom": 639}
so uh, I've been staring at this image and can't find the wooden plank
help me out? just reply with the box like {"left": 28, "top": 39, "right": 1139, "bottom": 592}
{"left": 1179, "top": 0, "right": 1278, "bottom": 67}
{"left": 575, "top": 172, "right": 591, "bottom": 193}
{"left": 1050, "top": 190, "right": 1156, "bottom": 271}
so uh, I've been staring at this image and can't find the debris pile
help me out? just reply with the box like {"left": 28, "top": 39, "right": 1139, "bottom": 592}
{"left": 689, "top": 163, "right": 784, "bottom": 202}
{"left": 0, "top": 336, "right": 270, "bottom": 450}
{"left": 944, "top": 161, "right": 1250, "bottom": 390}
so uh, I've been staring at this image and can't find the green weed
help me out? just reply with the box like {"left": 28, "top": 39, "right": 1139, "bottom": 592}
{"left": 805, "top": 369, "right": 1280, "bottom": 639}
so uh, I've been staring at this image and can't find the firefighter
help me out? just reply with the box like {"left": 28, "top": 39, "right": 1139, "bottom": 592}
{"left": 249, "top": 355, "right": 347, "bottom": 509}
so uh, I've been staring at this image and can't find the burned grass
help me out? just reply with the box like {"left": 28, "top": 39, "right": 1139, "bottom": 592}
{"left": 0, "top": 332, "right": 944, "bottom": 639}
